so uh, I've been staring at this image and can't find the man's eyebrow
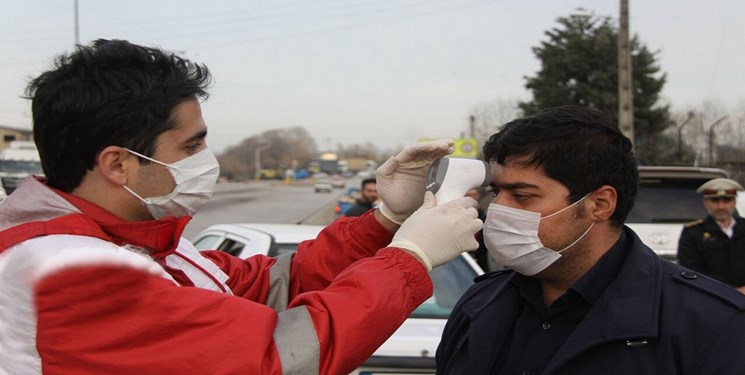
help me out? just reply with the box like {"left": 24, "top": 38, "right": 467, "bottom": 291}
{"left": 184, "top": 129, "right": 208, "bottom": 144}
{"left": 492, "top": 182, "right": 540, "bottom": 190}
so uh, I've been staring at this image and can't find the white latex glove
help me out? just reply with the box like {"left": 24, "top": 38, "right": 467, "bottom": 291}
{"left": 376, "top": 139, "right": 455, "bottom": 224}
{"left": 389, "top": 191, "right": 482, "bottom": 271}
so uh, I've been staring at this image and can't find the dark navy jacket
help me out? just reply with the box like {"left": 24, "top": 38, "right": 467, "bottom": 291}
{"left": 678, "top": 215, "right": 745, "bottom": 287}
{"left": 436, "top": 227, "right": 745, "bottom": 374}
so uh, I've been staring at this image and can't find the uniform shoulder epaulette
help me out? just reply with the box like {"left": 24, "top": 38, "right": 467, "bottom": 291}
{"left": 684, "top": 219, "right": 705, "bottom": 228}
{"left": 669, "top": 268, "right": 745, "bottom": 311}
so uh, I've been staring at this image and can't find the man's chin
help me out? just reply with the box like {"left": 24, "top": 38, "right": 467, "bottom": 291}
{"left": 714, "top": 213, "right": 731, "bottom": 221}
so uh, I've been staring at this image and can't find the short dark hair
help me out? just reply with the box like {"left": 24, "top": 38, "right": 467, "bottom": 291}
{"left": 26, "top": 39, "right": 212, "bottom": 192}
{"left": 361, "top": 177, "right": 376, "bottom": 189}
{"left": 482, "top": 105, "right": 638, "bottom": 227}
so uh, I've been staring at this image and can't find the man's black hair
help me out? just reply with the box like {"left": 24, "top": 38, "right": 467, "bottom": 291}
{"left": 482, "top": 105, "right": 639, "bottom": 227}
{"left": 26, "top": 39, "right": 213, "bottom": 192}
{"left": 361, "top": 177, "right": 376, "bottom": 189}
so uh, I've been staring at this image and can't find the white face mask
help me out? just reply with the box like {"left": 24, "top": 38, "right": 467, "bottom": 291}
{"left": 123, "top": 148, "right": 220, "bottom": 219}
{"left": 483, "top": 193, "right": 594, "bottom": 276}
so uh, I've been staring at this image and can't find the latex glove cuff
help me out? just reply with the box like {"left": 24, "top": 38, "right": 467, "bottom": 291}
{"left": 389, "top": 238, "right": 432, "bottom": 271}
{"left": 378, "top": 203, "right": 406, "bottom": 225}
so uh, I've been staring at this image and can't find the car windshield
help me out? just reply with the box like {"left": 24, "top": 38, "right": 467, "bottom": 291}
{"left": 626, "top": 176, "right": 710, "bottom": 223}
{"left": 0, "top": 160, "right": 43, "bottom": 174}
{"left": 413, "top": 255, "right": 477, "bottom": 319}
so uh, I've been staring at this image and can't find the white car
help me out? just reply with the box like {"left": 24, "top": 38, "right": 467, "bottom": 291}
{"left": 192, "top": 223, "right": 484, "bottom": 374}
{"left": 314, "top": 179, "right": 333, "bottom": 193}
{"left": 329, "top": 175, "right": 346, "bottom": 189}
{"left": 625, "top": 166, "right": 743, "bottom": 261}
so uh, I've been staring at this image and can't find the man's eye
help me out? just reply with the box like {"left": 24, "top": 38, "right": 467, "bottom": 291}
{"left": 186, "top": 142, "right": 202, "bottom": 153}
{"left": 513, "top": 194, "right": 530, "bottom": 201}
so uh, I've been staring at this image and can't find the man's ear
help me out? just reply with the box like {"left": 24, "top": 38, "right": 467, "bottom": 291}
{"left": 589, "top": 185, "right": 617, "bottom": 222}
{"left": 96, "top": 146, "right": 135, "bottom": 186}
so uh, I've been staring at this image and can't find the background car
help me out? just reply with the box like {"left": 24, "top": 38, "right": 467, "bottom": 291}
{"left": 356, "top": 170, "right": 375, "bottom": 179}
{"left": 329, "top": 174, "right": 346, "bottom": 189}
{"left": 314, "top": 178, "right": 333, "bottom": 193}
{"left": 625, "top": 166, "right": 744, "bottom": 261}
{"left": 192, "top": 223, "right": 483, "bottom": 374}
{"left": 192, "top": 223, "right": 325, "bottom": 258}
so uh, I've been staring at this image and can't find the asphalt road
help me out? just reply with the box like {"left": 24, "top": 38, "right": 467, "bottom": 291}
{"left": 182, "top": 179, "right": 352, "bottom": 240}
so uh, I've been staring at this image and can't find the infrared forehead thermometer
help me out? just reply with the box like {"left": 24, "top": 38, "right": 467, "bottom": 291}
{"left": 425, "top": 157, "right": 491, "bottom": 204}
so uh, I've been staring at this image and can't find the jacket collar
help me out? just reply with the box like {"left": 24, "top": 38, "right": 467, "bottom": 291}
{"left": 54, "top": 185, "right": 190, "bottom": 258}
{"left": 704, "top": 215, "right": 745, "bottom": 237}
{"left": 0, "top": 177, "right": 189, "bottom": 258}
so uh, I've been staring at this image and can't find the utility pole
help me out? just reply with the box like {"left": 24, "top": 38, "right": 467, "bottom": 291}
{"left": 618, "top": 0, "right": 634, "bottom": 146}
{"left": 469, "top": 115, "right": 476, "bottom": 138}
{"left": 74, "top": 0, "right": 80, "bottom": 45}
{"left": 677, "top": 111, "right": 695, "bottom": 163}
{"left": 708, "top": 116, "right": 728, "bottom": 166}
{"left": 254, "top": 144, "right": 270, "bottom": 181}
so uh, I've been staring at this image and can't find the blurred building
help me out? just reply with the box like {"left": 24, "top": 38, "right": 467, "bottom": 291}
{"left": 0, "top": 124, "right": 33, "bottom": 151}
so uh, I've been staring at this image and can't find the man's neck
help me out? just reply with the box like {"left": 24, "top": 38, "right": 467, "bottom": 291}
{"left": 715, "top": 215, "right": 733, "bottom": 228}
{"left": 538, "top": 226, "right": 622, "bottom": 307}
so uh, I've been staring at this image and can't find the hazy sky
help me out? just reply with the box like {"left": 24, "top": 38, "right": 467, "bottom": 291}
{"left": 1, "top": 0, "right": 743, "bottom": 153}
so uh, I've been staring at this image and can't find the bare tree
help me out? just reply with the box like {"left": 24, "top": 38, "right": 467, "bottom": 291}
{"left": 335, "top": 142, "right": 381, "bottom": 161}
{"left": 469, "top": 97, "right": 521, "bottom": 147}
{"left": 217, "top": 126, "right": 318, "bottom": 180}
{"left": 670, "top": 99, "right": 745, "bottom": 169}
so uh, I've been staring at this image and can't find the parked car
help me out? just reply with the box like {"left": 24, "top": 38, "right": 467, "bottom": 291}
{"left": 356, "top": 170, "right": 375, "bottom": 179}
{"left": 625, "top": 166, "right": 744, "bottom": 261}
{"left": 314, "top": 178, "right": 333, "bottom": 193}
{"left": 192, "top": 223, "right": 484, "bottom": 374}
{"left": 192, "top": 223, "right": 325, "bottom": 258}
{"left": 330, "top": 175, "right": 346, "bottom": 189}
{"left": 0, "top": 140, "right": 43, "bottom": 194}
{"left": 294, "top": 169, "right": 310, "bottom": 180}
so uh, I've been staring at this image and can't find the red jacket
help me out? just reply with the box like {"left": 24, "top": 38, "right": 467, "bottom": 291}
{"left": 0, "top": 177, "right": 432, "bottom": 374}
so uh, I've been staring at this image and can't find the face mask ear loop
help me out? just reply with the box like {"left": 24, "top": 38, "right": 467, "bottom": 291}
{"left": 124, "top": 148, "right": 173, "bottom": 169}
{"left": 542, "top": 192, "right": 593, "bottom": 220}
{"left": 122, "top": 185, "right": 147, "bottom": 202}
{"left": 556, "top": 221, "right": 596, "bottom": 253}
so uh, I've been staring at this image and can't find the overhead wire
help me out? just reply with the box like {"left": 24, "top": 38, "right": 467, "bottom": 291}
{"left": 0, "top": 0, "right": 463, "bottom": 46}
{"left": 99, "top": 0, "right": 484, "bottom": 42}
{"left": 1, "top": 0, "right": 496, "bottom": 57}
{"left": 178, "top": 0, "right": 497, "bottom": 50}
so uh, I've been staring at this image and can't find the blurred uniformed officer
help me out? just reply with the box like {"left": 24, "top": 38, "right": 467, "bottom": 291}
{"left": 678, "top": 177, "right": 745, "bottom": 293}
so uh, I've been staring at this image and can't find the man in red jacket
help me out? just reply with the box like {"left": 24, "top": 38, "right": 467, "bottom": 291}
{"left": 0, "top": 39, "right": 482, "bottom": 374}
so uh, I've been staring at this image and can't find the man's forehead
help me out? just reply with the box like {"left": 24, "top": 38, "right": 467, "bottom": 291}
{"left": 490, "top": 160, "right": 545, "bottom": 180}
{"left": 488, "top": 160, "right": 572, "bottom": 194}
